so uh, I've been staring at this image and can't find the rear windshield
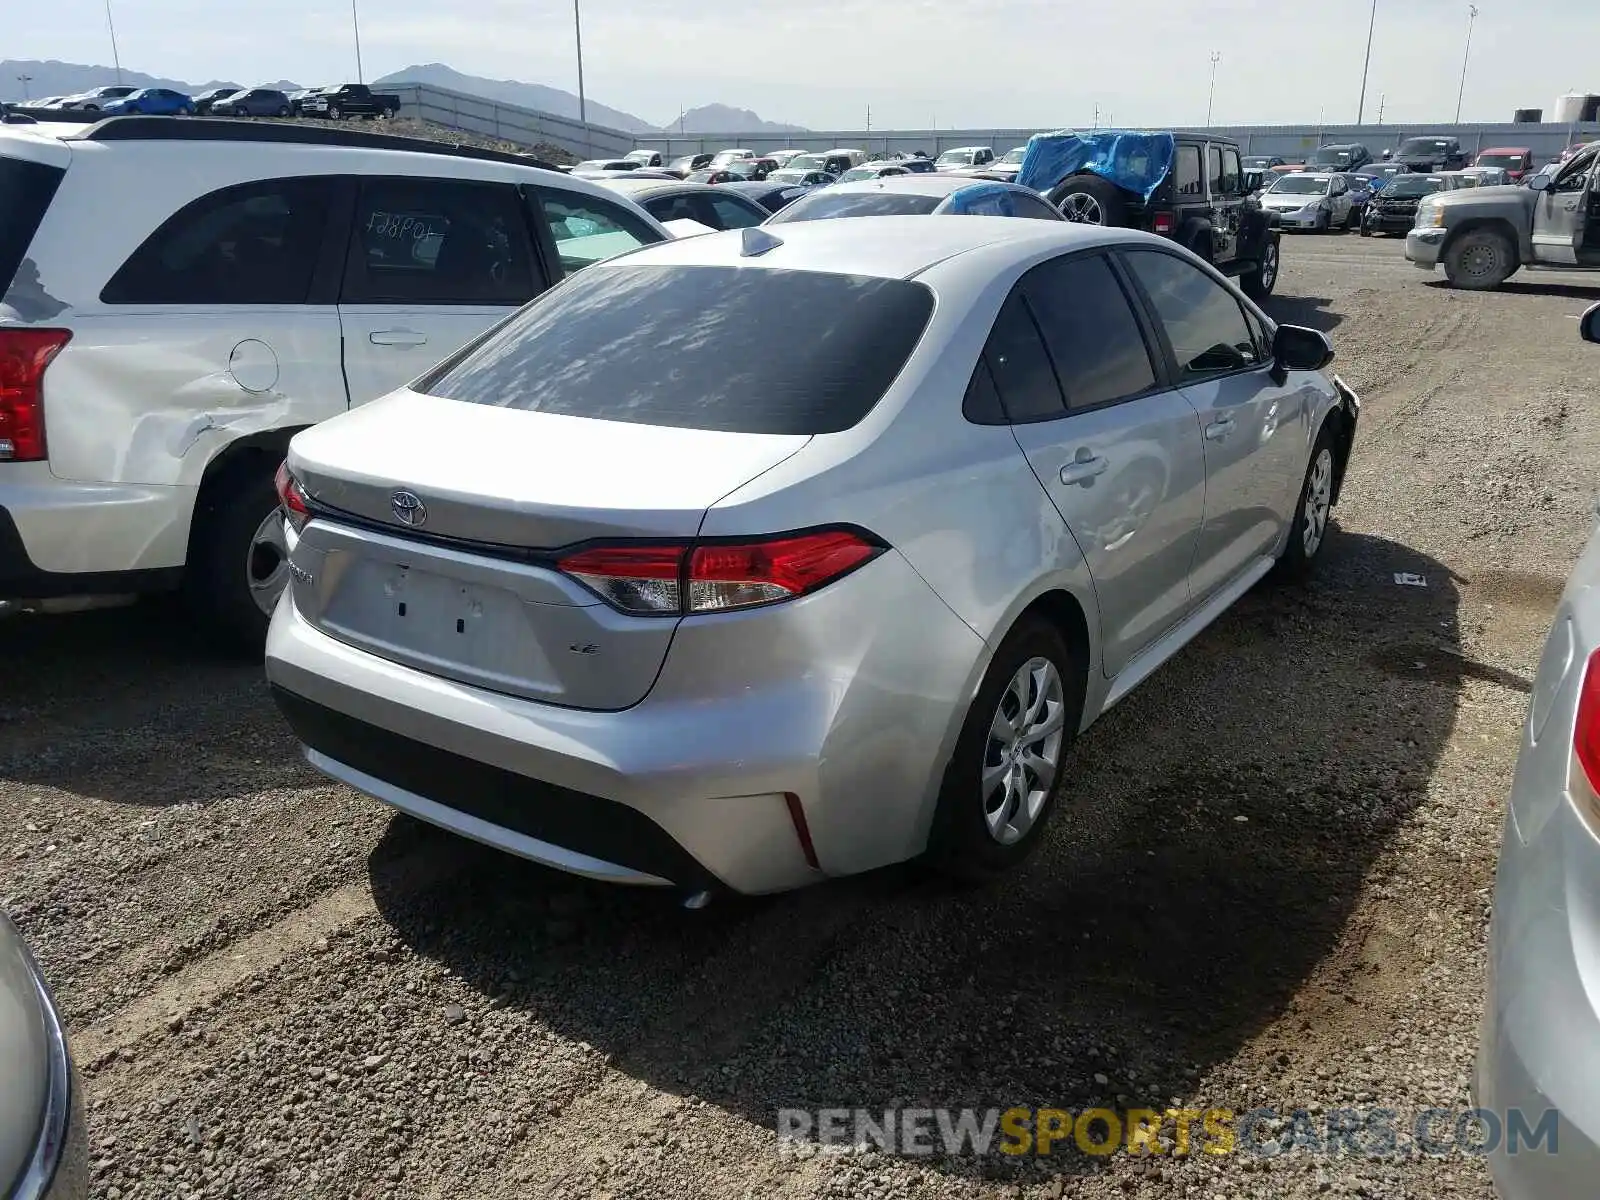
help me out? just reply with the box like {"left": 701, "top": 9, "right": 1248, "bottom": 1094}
{"left": 767, "top": 192, "right": 943, "bottom": 222}
{"left": 419, "top": 264, "right": 936, "bottom": 435}
{"left": 1475, "top": 153, "right": 1524, "bottom": 167}
{"left": 1398, "top": 138, "right": 1454, "bottom": 155}
{"left": 1307, "top": 148, "right": 1352, "bottom": 166}
{"left": 1384, "top": 176, "right": 1445, "bottom": 197}
{"left": 0, "top": 155, "right": 64, "bottom": 294}
{"left": 1269, "top": 175, "right": 1330, "bottom": 195}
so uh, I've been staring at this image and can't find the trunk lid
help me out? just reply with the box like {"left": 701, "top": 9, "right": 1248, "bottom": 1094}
{"left": 285, "top": 389, "right": 810, "bottom": 710}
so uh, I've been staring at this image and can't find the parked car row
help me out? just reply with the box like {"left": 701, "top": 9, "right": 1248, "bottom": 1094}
{"left": 10, "top": 82, "right": 399, "bottom": 121}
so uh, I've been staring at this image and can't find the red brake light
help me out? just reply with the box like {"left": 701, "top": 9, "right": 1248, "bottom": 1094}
{"left": 1152, "top": 211, "right": 1176, "bottom": 236}
{"left": 556, "top": 530, "right": 882, "bottom": 616}
{"left": 274, "top": 461, "right": 311, "bottom": 532}
{"left": 1575, "top": 649, "right": 1600, "bottom": 796}
{"left": 0, "top": 328, "right": 70, "bottom": 462}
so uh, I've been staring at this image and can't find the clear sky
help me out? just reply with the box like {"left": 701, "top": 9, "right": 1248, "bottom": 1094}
{"left": 13, "top": 0, "right": 1600, "bottom": 129}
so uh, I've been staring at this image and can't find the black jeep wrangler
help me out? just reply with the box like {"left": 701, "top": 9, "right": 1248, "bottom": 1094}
{"left": 1035, "top": 131, "right": 1281, "bottom": 300}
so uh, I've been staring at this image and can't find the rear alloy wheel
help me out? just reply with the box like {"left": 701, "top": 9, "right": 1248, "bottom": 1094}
{"left": 929, "top": 617, "right": 1081, "bottom": 880}
{"left": 1443, "top": 228, "right": 1516, "bottom": 291}
{"left": 1059, "top": 192, "right": 1107, "bottom": 224}
{"left": 1052, "top": 174, "right": 1129, "bottom": 227}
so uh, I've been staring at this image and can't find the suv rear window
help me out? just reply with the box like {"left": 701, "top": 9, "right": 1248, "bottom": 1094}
{"left": 767, "top": 192, "right": 943, "bottom": 222}
{"left": 419, "top": 264, "right": 935, "bottom": 435}
{"left": 0, "top": 156, "right": 65, "bottom": 295}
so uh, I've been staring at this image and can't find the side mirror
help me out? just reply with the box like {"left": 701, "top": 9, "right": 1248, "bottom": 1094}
{"left": 1529, "top": 173, "right": 1552, "bottom": 192}
{"left": 1582, "top": 302, "right": 1600, "bottom": 345}
{"left": 1273, "top": 324, "right": 1334, "bottom": 373}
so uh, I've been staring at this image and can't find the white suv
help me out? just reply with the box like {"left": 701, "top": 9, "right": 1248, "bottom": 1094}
{"left": 0, "top": 115, "right": 670, "bottom": 646}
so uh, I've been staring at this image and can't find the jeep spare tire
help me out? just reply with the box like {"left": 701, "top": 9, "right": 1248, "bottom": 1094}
{"left": 1051, "top": 174, "right": 1130, "bottom": 226}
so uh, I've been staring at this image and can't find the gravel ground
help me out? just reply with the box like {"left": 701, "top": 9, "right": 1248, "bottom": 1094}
{"left": 4, "top": 233, "right": 1600, "bottom": 1200}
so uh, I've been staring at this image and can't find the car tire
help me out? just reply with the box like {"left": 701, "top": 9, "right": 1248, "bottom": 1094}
{"left": 927, "top": 616, "right": 1082, "bottom": 882}
{"left": 1274, "top": 424, "right": 1338, "bottom": 581}
{"left": 1241, "top": 236, "right": 1280, "bottom": 300}
{"left": 328, "top": 104, "right": 343, "bottom": 120}
{"left": 1442, "top": 227, "right": 1516, "bottom": 291}
{"left": 1359, "top": 224, "right": 1372, "bottom": 237}
{"left": 276, "top": 105, "right": 290, "bottom": 117}
{"left": 1050, "top": 174, "right": 1130, "bottom": 226}
{"left": 185, "top": 466, "right": 288, "bottom": 655}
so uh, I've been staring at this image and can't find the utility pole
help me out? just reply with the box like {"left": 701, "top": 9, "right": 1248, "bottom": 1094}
{"left": 16, "top": 74, "right": 32, "bottom": 100}
{"left": 1206, "top": 52, "right": 1221, "bottom": 127}
{"left": 865, "top": 104, "right": 871, "bottom": 132}
{"left": 1454, "top": 4, "right": 1479, "bottom": 123}
{"left": 1356, "top": 0, "right": 1378, "bottom": 123}
{"left": 573, "top": 0, "right": 587, "bottom": 128}
{"left": 1093, "top": 103, "right": 1099, "bottom": 129}
{"left": 103, "top": 0, "right": 123, "bottom": 84}
{"left": 350, "top": 0, "right": 364, "bottom": 84}
{"left": 1378, "top": 93, "right": 1386, "bottom": 124}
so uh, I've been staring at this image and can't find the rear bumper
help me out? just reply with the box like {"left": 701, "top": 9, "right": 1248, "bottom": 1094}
{"left": 264, "top": 549, "right": 986, "bottom": 894}
{"left": 0, "top": 469, "right": 189, "bottom": 599}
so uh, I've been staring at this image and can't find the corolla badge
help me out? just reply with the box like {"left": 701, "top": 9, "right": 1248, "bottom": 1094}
{"left": 390, "top": 490, "right": 427, "bottom": 527}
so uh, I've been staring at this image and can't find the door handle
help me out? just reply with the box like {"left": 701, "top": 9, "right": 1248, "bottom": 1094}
{"left": 369, "top": 330, "right": 428, "bottom": 347}
{"left": 1204, "top": 417, "right": 1236, "bottom": 441}
{"left": 1059, "top": 454, "right": 1109, "bottom": 486}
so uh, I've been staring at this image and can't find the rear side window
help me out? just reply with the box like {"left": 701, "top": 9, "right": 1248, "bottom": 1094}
{"left": 0, "top": 156, "right": 64, "bottom": 294}
{"left": 1220, "top": 148, "right": 1242, "bottom": 196}
{"left": 418, "top": 264, "right": 935, "bottom": 435}
{"left": 704, "top": 194, "right": 767, "bottom": 230}
{"left": 1175, "top": 146, "right": 1203, "bottom": 197}
{"left": 102, "top": 176, "right": 332, "bottom": 305}
{"left": 1206, "top": 146, "right": 1224, "bottom": 196}
{"left": 767, "top": 192, "right": 943, "bottom": 223}
{"left": 345, "top": 177, "right": 538, "bottom": 305}
{"left": 1022, "top": 254, "right": 1157, "bottom": 410}
{"left": 980, "top": 293, "right": 1066, "bottom": 422}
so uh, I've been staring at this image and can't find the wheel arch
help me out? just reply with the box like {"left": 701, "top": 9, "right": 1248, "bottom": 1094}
{"left": 1440, "top": 217, "right": 1523, "bottom": 268}
{"left": 1315, "top": 400, "right": 1356, "bottom": 507}
{"left": 185, "top": 426, "right": 308, "bottom": 565}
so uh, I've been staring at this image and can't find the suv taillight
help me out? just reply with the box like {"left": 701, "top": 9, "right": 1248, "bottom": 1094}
{"left": 0, "top": 329, "right": 70, "bottom": 462}
{"left": 274, "top": 461, "right": 311, "bottom": 532}
{"left": 1152, "top": 211, "right": 1176, "bottom": 236}
{"left": 557, "top": 529, "right": 883, "bottom": 617}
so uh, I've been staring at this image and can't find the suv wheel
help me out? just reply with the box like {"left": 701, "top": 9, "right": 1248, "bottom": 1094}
{"left": 187, "top": 467, "right": 285, "bottom": 653}
{"left": 327, "top": 103, "right": 343, "bottom": 120}
{"left": 1443, "top": 228, "right": 1516, "bottom": 290}
{"left": 1241, "top": 237, "right": 1280, "bottom": 300}
{"left": 927, "top": 616, "right": 1082, "bottom": 881}
{"left": 1052, "top": 174, "right": 1129, "bottom": 226}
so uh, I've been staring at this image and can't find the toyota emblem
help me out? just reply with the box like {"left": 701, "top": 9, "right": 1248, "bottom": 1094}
{"left": 390, "top": 490, "right": 427, "bottom": 527}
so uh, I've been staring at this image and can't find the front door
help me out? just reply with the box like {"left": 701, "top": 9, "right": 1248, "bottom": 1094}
{"left": 1206, "top": 143, "right": 1242, "bottom": 264}
{"left": 1120, "top": 247, "right": 1308, "bottom": 604}
{"left": 337, "top": 176, "right": 548, "bottom": 405}
{"left": 1532, "top": 144, "right": 1599, "bottom": 267}
{"left": 986, "top": 253, "right": 1208, "bottom": 677}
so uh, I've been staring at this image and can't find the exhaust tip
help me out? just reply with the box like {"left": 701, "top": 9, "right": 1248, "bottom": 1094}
{"left": 681, "top": 890, "right": 713, "bottom": 911}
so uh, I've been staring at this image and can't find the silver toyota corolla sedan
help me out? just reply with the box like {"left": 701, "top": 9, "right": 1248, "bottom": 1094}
{"left": 1476, "top": 300, "right": 1600, "bottom": 1197}
{"left": 1, "top": 913, "right": 86, "bottom": 1200}
{"left": 265, "top": 217, "right": 1360, "bottom": 898}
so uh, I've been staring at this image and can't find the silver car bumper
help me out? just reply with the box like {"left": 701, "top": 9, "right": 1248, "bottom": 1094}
{"left": 9, "top": 943, "right": 88, "bottom": 1200}
{"left": 1269, "top": 210, "right": 1323, "bottom": 229}
{"left": 1405, "top": 228, "right": 1445, "bottom": 268}
{"left": 265, "top": 548, "right": 985, "bottom": 895}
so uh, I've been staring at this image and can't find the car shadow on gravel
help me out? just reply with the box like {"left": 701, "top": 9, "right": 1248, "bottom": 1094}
{"left": 1260, "top": 294, "right": 1343, "bottom": 333}
{"left": 368, "top": 529, "right": 1467, "bottom": 1186}
{"left": 1425, "top": 279, "right": 1600, "bottom": 301}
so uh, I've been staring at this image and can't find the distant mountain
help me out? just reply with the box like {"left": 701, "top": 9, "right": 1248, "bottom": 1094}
{"left": 374, "top": 63, "right": 657, "bottom": 134}
{"left": 0, "top": 60, "right": 298, "bottom": 103}
{"left": 671, "top": 104, "right": 806, "bottom": 135}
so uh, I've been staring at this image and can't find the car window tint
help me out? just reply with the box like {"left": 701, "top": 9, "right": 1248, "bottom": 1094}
{"left": 1220, "top": 148, "right": 1242, "bottom": 196}
{"left": 1123, "top": 250, "right": 1262, "bottom": 379}
{"left": 418, "top": 265, "right": 935, "bottom": 435}
{"left": 643, "top": 194, "right": 702, "bottom": 225}
{"left": 767, "top": 191, "right": 944, "bottom": 222}
{"left": 962, "top": 356, "right": 1007, "bottom": 424}
{"left": 534, "top": 187, "right": 661, "bottom": 275}
{"left": 1176, "top": 146, "right": 1203, "bottom": 197}
{"left": 981, "top": 293, "right": 1066, "bottom": 422}
{"left": 1008, "top": 192, "right": 1065, "bottom": 221}
{"left": 0, "top": 157, "right": 64, "bottom": 295}
{"left": 1206, "top": 146, "right": 1224, "bottom": 196}
{"left": 1023, "top": 254, "right": 1157, "bottom": 410}
{"left": 101, "top": 176, "right": 331, "bottom": 305}
{"left": 344, "top": 178, "right": 537, "bottom": 305}
{"left": 705, "top": 194, "right": 767, "bottom": 229}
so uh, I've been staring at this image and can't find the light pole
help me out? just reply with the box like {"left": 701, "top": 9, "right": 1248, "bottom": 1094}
{"left": 1206, "top": 51, "right": 1221, "bottom": 127}
{"left": 573, "top": 0, "right": 587, "bottom": 128}
{"left": 103, "top": 0, "right": 123, "bottom": 84}
{"left": 16, "top": 75, "right": 32, "bottom": 101}
{"left": 350, "top": 0, "right": 364, "bottom": 83}
{"left": 1454, "top": 4, "right": 1479, "bottom": 123}
{"left": 1356, "top": 0, "right": 1378, "bottom": 123}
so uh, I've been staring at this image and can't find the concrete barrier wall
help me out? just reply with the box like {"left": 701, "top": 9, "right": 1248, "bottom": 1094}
{"left": 390, "top": 84, "right": 634, "bottom": 160}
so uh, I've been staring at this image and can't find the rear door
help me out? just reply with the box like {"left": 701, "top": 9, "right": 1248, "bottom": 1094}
{"left": 1206, "top": 143, "right": 1242, "bottom": 263}
{"left": 337, "top": 176, "right": 547, "bottom": 405}
{"left": 1120, "top": 247, "right": 1307, "bottom": 603}
{"left": 1532, "top": 144, "right": 1599, "bottom": 266}
{"left": 997, "top": 252, "right": 1207, "bottom": 677}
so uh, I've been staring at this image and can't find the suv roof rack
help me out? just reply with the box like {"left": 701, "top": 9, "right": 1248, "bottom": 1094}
{"left": 66, "top": 116, "right": 566, "bottom": 172}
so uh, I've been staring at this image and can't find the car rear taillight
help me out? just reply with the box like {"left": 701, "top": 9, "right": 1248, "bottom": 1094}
{"left": 0, "top": 328, "right": 70, "bottom": 462}
{"left": 1152, "top": 211, "right": 1176, "bottom": 236}
{"left": 1574, "top": 649, "right": 1600, "bottom": 797}
{"left": 556, "top": 529, "right": 883, "bottom": 617}
{"left": 274, "top": 461, "right": 311, "bottom": 532}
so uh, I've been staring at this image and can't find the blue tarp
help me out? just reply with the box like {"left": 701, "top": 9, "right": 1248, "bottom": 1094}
{"left": 942, "top": 182, "right": 1035, "bottom": 217}
{"left": 1015, "top": 130, "right": 1176, "bottom": 203}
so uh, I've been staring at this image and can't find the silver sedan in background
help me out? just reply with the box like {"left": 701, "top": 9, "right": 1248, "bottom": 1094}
{"left": 1476, "top": 300, "right": 1600, "bottom": 1198}
{"left": 1, "top": 913, "right": 85, "bottom": 1200}
{"left": 1259, "top": 172, "right": 1356, "bottom": 231}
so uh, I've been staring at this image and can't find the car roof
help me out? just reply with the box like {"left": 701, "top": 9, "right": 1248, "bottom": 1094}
{"left": 598, "top": 178, "right": 723, "bottom": 199}
{"left": 813, "top": 175, "right": 1039, "bottom": 199}
{"left": 1277, "top": 172, "right": 1335, "bottom": 181}
{"left": 717, "top": 180, "right": 793, "bottom": 196}
{"left": 614, "top": 214, "right": 1136, "bottom": 280}
{"left": 1479, "top": 146, "right": 1532, "bottom": 154}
